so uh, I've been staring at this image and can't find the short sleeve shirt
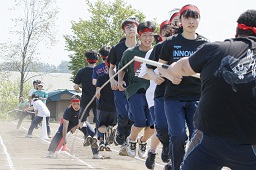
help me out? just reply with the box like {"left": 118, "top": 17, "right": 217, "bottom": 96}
{"left": 118, "top": 46, "right": 150, "bottom": 99}
{"left": 96, "top": 73, "right": 116, "bottom": 112}
{"left": 63, "top": 107, "right": 79, "bottom": 128}
{"left": 189, "top": 36, "right": 256, "bottom": 144}
{"left": 159, "top": 33, "right": 209, "bottom": 101}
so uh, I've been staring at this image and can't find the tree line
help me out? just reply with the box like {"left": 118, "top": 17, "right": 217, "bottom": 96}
{"left": 0, "top": 60, "right": 71, "bottom": 73}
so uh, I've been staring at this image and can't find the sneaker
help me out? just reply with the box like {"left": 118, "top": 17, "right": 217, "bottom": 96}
{"left": 25, "top": 134, "right": 32, "bottom": 138}
{"left": 91, "top": 137, "right": 98, "bottom": 148}
{"left": 48, "top": 134, "right": 52, "bottom": 138}
{"left": 106, "top": 126, "right": 115, "bottom": 144}
{"left": 92, "top": 154, "right": 103, "bottom": 159}
{"left": 161, "top": 145, "right": 170, "bottom": 163}
{"left": 138, "top": 137, "right": 147, "bottom": 159}
{"left": 114, "top": 129, "right": 125, "bottom": 145}
{"left": 83, "top": 136, "right": 92, "bottom": 147}
{"left": 145, "top": 151, "right": 156, "bottom": 169}
{"left": 105, "top": 144, "right": 112, "bottom": 151}
{"left": 46, "top": 151, "right": 54, "bottom": 158}
{"left": 163, "top": 164, "right": 172, "bottom": 170}
{"left": 99, "top": 141, "right": 105, "bottom": 151}
{"left": 126, "top": 137, "right": 137, "bottom": 158}
{"left": 119, "top": 143, "right": 128, "bottom": 156}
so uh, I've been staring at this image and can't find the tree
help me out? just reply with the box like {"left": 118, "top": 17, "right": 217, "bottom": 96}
{"left": 0, "top": 0, "right": 58, "bottom": 96}
{"left": 64, "top": 0, "right": 146, "bottom": 78}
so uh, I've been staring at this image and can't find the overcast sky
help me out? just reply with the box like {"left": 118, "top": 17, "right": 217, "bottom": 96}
{"left": 1, "top": 0, "right": 255, "bottom": 66}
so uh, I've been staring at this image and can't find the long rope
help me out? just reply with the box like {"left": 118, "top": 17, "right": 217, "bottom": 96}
{"left": 70, "top": 58, "right": 135, "bottom": 150}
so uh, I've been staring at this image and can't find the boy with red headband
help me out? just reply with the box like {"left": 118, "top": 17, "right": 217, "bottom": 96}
{"left": 47, "top": 95, "right": 101, "bottom": 159}
{"left": 159, "top": 9, "right": 256, "bottom": 170}
{"left": 118, "top": 21, "right": 156, "bottom": 159}
{"left": 74, "top": 50, "right": 98, "bottom": 125}
{"left": 143, "top": 17, "right": 179, "bottom": 169}
{"left": 158, "top": 4, "right": 209, "bottom": 170}
{"left": 108, "top": 16, "right": 139, "bottom": 156}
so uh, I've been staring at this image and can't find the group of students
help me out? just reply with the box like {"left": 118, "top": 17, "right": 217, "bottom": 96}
{"left": 16, "top": 80, "right": 51, "bottom": 139}
{"left": 43, "top": 4, "right": 256, "bottom": 170}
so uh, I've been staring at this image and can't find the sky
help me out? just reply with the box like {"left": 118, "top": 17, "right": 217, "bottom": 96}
{"left": 0, "top": 0, "right": 255, "bottom": 66}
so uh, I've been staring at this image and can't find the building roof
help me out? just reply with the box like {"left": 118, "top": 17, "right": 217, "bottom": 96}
{"left": 47, "top": 89, "right": 81, "bottom": 102}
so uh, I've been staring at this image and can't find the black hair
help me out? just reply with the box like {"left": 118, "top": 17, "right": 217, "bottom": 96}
{"left": 31, "top": 93, "right": 39, "bottom": 101}
{"left": 33, "top": 80, "right": 41, "bottom": 85}
{"left": 71, "top": 94, "right": 81, "bottom": 101}
{"left": 84, "top": 50, "right": 99, "bottom": 64}
{"left": 99, "top": 46, "right": 111, "bottom": 61}
{"left": 180, "top": 4, "right": 200, "bottom": 19}
{"left": 237, "top": 10, "right": 256, "bottom": 37}
{"left": 137, "top": 21, "right": 156, "bottom": 34}
{"left": 121, "top": 16, "right": 139, "bottom": 29}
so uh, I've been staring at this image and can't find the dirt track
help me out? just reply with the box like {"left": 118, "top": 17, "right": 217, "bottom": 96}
{"left": 0, "top": 119, "right": 165, "bottom": 170}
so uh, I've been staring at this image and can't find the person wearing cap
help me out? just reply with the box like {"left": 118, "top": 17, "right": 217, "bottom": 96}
{"left": 158, "top": 9, "right": 256, "bottom": 170}
{"left": 74, "top": 50, "right": 98, "bottom": 141}
{"left": 24, "top": 93, "right": 51, "bottom": 138}
{"left": 47, "top": 95, "right": 101, "bottom": 159}
{"left": 141, "top": 18, "right": 177, "bottom": 169}
{"left": 16, "top": 96, "right": 30, "bottom": 129}
{"left": 32, "top": 83, "right": 48, "bottom": 104}
{"left": 28, "top": 80, "right": 41, "bottom": 121}
{"left": 118, "top": 21, "right": 156, "bottom": 159}
{"left": 28, "top": 80, "right": 41, "bottom": 106}
{"left": 95, "top": 59, "right": 117, "bottom": 152}
{"left": 158, "top": 4, "right": 209, "bottom": 170}
{"left": 108, "top": 16, "right": 139, "bottom": 156}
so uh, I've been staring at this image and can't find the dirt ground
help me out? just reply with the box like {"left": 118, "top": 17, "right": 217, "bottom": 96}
{"left": 0, "top": 119, "right": 166, "bottom": 170}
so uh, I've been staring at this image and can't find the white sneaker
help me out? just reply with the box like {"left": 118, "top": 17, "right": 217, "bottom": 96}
{"left": 92, "top": 154, "right": 103, "bottom": 159}
{"left": 105, "top": 144, "right": 111, "bottom": 151}
{"left": 138, "top": 138, "right": 147, "bottom": 159}
{"left": 126, "top": 137, "right": 137, "bottom": 158}
{"left": 46, "top": 151, "right": 54, "bottom": 158}
{"left": 25, "top": 134, "right": 32, "bottom": 138}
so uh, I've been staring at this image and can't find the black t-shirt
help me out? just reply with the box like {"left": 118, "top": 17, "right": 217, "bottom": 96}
{"left": 62, "top": 107, "right": 79, "bottom": 129}
{"left": 160, "top": 33, "right": 208, "bottom": 101}
{"left": 109, "top": 41, "right": 129, "bottom": 82}
{"left": 96, "top": 73, "right": 116, "bottom": 112}
{"left": 189, "top": 36, "right": 256, "bottom": 144}
{"left": 146, "top": 41, "right": 166, "bottom": 99}
{"left": 73, "top": 67, "right": 96, "bottom": 108}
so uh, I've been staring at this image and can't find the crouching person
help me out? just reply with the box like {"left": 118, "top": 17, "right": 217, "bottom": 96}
{"left": 47, "top": 95, "right": 102, "bottom": 159}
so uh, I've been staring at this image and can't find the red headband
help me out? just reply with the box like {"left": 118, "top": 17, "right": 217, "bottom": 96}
{"left": 101, "top": 55, "right": 107, "bottom": 59}
{"left": 71, "top": 99, "right": 80, "bottom": 103}
{"left": 170, "top": 12, "right": 180, "bottom": 23}
{"left": 180, "top": 5, "right": 200, "bottom": 15}
{"left": 160, "top": 20, "right": 171, "bottom": 30}
{"left": 123, "top": 22, "right": 138, "bottom": 29}
{"left": 105, "top": 60, "right": 110, "bottom": 67}
{"left": 138, "top": 28, "right": 154, "bottom": 35}
{"left": 237, "top": 23, "right": 256, "bottom": 34}
{"left": 86, "top": 59, "right": 98, "bottom": 63}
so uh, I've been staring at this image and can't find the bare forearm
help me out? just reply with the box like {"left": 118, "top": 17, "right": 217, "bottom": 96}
{"left": 169, "top": 57, "right": 195, "bottom": 77}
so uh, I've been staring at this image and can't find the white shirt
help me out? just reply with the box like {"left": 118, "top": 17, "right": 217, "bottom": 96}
{"left": 33, "top": 100, "right": 50, "bottom": 117}
{"left": 138, "top": 49, "right": 157, "bottom": 108}
{"left": 28, "top": 89, "right": 36, "bottom": 96}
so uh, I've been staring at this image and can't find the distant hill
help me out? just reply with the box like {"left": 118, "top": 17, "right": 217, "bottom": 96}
{"left": 1, "top": 71, "right": 74, "bottom": 92}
